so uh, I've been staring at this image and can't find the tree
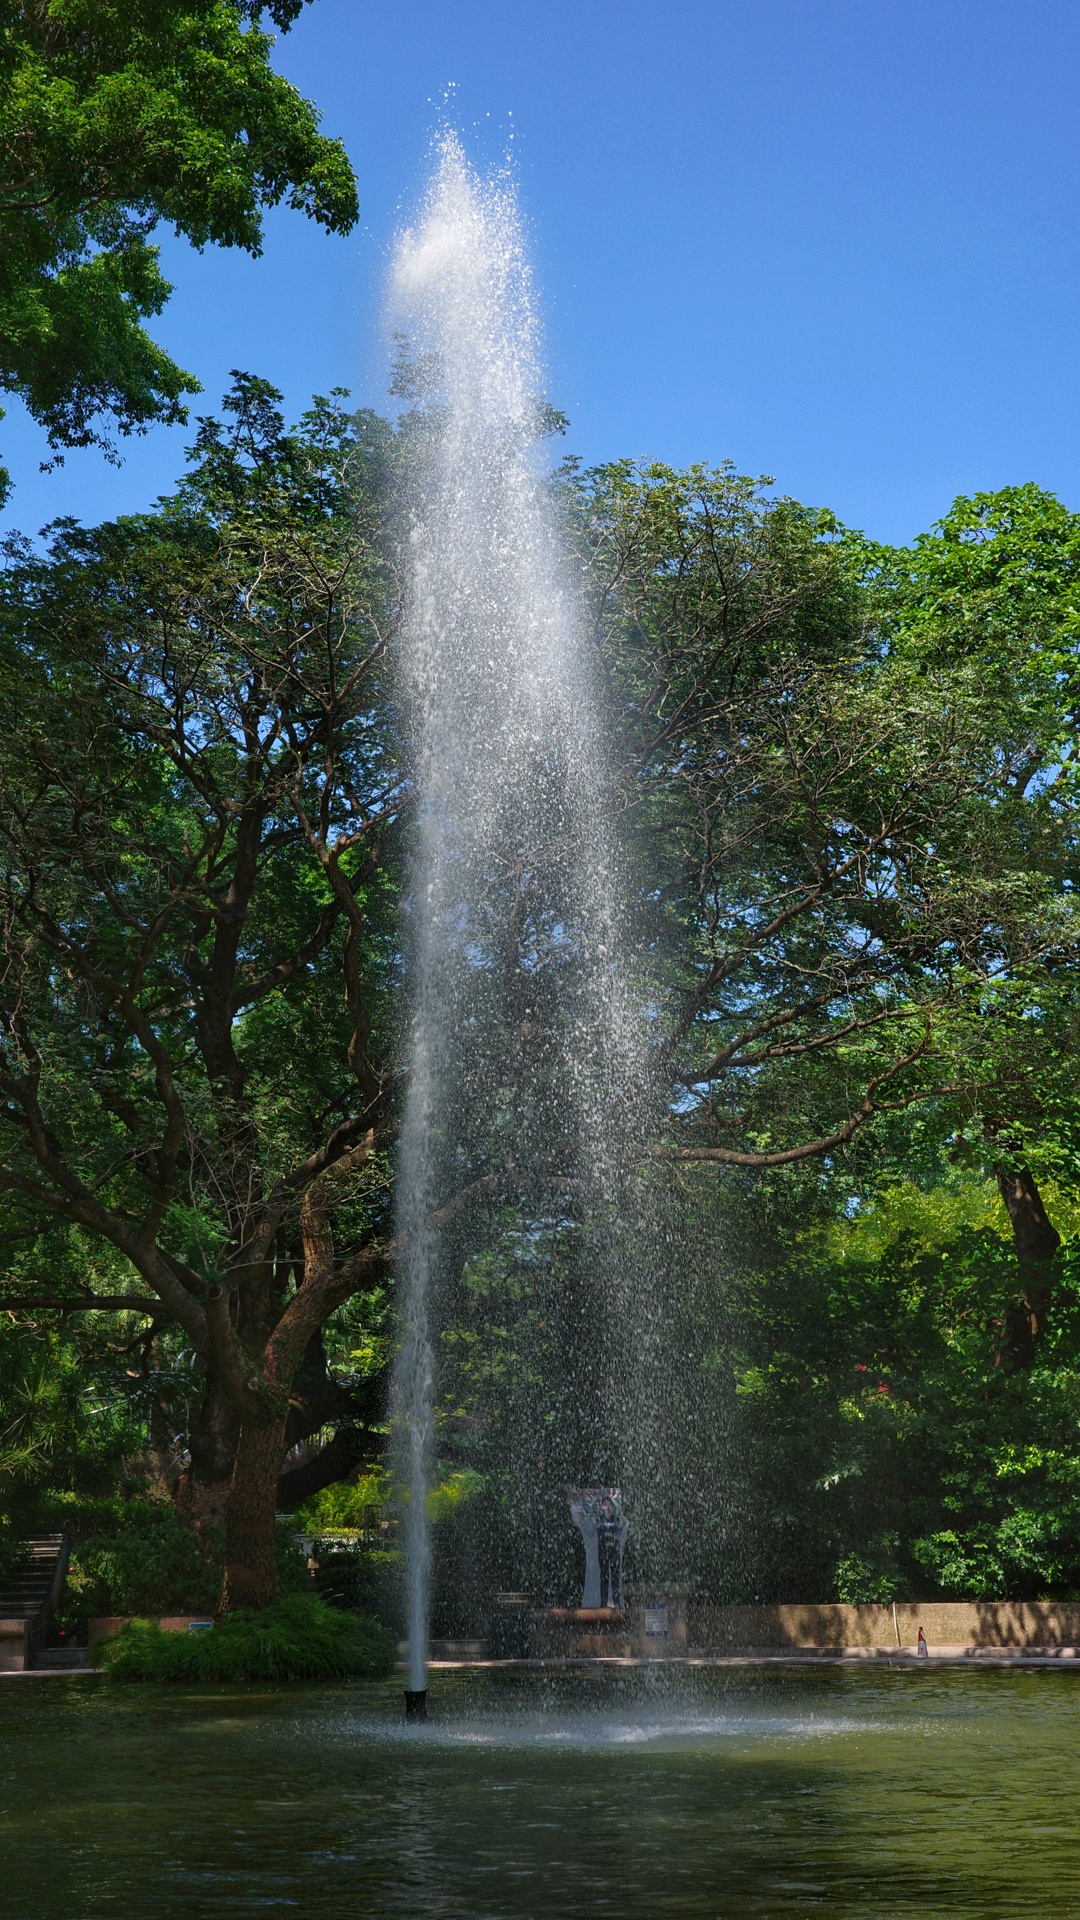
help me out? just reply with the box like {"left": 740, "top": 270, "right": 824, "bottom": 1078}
{"left": 387, "top": 461, "right": 1080, "bottom": 1610}
{"left": 869, "top": 484, "right": 1080, "bottom": 1365}
{"left": 0, "top": 375, "right": 404, "bottom": 1608}
{"left": 691, "top": 1154, "right": 1080, "bottom": 1605}
{"left": 0, "top": 0, "right": 357, "bottom": 501}
{"left": 550, "top": 469, "right": 1080, "bottom": 1605}
{"left": 566, "top": 462, "right": 1079, "bottom": 1181}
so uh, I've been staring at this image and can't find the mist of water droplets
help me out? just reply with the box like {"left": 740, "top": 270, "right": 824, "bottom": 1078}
{"left": 390, "top": 138, "right": 653, "bottom": 1690}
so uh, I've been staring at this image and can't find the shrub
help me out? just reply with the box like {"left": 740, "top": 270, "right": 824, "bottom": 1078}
{"left": 0, "top": 1513, "right": 22, "bottom": 1584}
{"left": 95, "top": 1593, "right": 395, "bottom": 1683}
{"left": 912, "top": 1508, "right": 1076, "bottom": 1601}
{"left": 834, "top": 1543, "right": 899, "bottom": 1605}
{"left": 50, "top": 1497, "right": 308, "bottom": 1633}
{"left": 0, "top": 1326, "right": 143, "bottom": 1523}
{"left": 273, "top": 1521, "right": 312, "bottom": 1598}
{"left": 313, "top": 1540, "right": 399, "bottom": 1615}
{"left": 51, "top": 1497, "right": 219, "bottom": 1632}
{"left": 295, "top": 1471, "right": 389, "bottom": 1533}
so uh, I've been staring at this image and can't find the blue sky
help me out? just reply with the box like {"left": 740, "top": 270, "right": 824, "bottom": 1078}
{"left": 5, "top": 0, "right": 1080, "bottom": 543}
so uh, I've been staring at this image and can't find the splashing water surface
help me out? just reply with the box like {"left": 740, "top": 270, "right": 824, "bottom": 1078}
{"left": 390, "top": 139, "right": 647, "bottom": 1691}
{"left": 9, "top": 1668, "right": 1080, "bottom": 1920}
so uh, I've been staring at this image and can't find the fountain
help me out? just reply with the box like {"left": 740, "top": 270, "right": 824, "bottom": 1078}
{"left": 390, "top": 136, "right": 650, "bottom": 1709}
{"left": 3, "top": 140, "right": 1062, "bottom": 1920}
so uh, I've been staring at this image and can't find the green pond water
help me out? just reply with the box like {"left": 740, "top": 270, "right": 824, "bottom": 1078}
{"left": 2, "top": 1663, "right": 1079, "bottom": 1918}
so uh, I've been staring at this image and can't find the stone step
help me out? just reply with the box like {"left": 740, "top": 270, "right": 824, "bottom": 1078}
{"left": 0, "top": 1533, "right": 70, "bottom": 1671}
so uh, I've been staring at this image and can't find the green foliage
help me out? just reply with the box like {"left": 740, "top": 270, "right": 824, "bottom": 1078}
{"left": 859, "top": 484, "right": 1080, "bottom": 1163}
{"left": 426, "top": 1467, "right": 484, "bottom": 1524}
{"left": 706, "top": 1164, "right": 1080, "bottom": 1603}
{"left": 294, "top": 1471, "right": 478, "bottom": 1625}
{"left": 912, "top": 1510, "right": 1080, "bottom": 1602}
{"left": 833, "top": 1552, "right": 899, "bottom": 1605}
{"left": 0, "top": 378, "right": 400, "bottom": 1591}
{"left": 274, "top": 1522, "right": 312, "bottom": 1598}
{"left": 0, "top": 1320, "right": 142, "bottom": 1518}
{"left": 310, "top": 1540, "right": 398, "bottom": 1617}
{"left": 428, "top": 1147, "right": 1080, "bottom": 1609}
{"left": 0, "top": 0, "right": 358, "bottom": 496}
{"left": 0, "top": 1510, "right": 21, "bottom": 1582}
{"left": 5, "top": 451, "right": 1080, "bottom": 1620}
{"left": 45, "top": 1497, "right": 307, "bottom": 1630}
{"left": 57, "top": 1497, "right": 220, "bottom": 1629}
{"left": 561, "top": 461, "right": 1080, "bottom": 1182}
{"left": 95, "top": 1593, "right": 395, "bottom": 1682}
{"left": 0, "top": 374, "right": 399, "bottom": 1229}
{"left": 295, "top": 1471, "right": 387, "bottom": 1533}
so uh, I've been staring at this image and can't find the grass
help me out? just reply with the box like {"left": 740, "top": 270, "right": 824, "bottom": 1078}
{"left": 95, "top": 1593, "right": 395, "bottom": 1683}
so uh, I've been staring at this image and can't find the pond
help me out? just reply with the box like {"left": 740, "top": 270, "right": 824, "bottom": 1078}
{"left": 3, "top": 1663, "right": 1079, "bottom": 1917}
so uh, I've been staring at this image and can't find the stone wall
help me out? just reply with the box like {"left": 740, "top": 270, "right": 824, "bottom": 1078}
{"left": 0, "top": 1619, "right": 32, "bottom": 1672}
{"left": 688, "top": 1601, "right": 1080, "bottom": 1651}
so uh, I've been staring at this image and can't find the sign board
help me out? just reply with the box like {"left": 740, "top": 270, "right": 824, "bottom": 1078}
{"left": 644, "top": 1606, "right": 668, "bottom": 1637}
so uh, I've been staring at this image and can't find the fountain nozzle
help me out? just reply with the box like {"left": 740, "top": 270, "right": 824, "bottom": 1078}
{"left": 404, "top": 1689, "right": 428, "bottom": 1723}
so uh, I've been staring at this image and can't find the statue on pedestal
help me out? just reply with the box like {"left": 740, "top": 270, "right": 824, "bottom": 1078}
{"left": 569, "top": 1488, "right": 627, "bottom": 1608}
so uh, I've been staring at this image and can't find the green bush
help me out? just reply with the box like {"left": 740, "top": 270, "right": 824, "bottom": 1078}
{"left": 53, "top": 1497, "right": 220, "bottom": 1632}
{"left": 0, "top": 1325, "right": 143, "bottom": 1523}
{"left": 95, "top": 1593, "right": 395, "bottom": 1683}
{"left": 296, "top": 1471, "right": 388, "bottom": 1533}
{"left": 912, "top": 1508, "right": 1079, "bottom": 1601}
{"left": 0, "top": 1512, "right": 22, "bottom": 1585}
{"left": 313, "top": 1540, "right": 399, "bottom": 1616}
{"left": 48, "top": 1496, "right": 309, "bottom": 1632}
{"left": 833, "top": 1550, "right": 898, "bottom": 1605}
{"left": 273, "top": 1521, "right": 312, "bottom": 1599}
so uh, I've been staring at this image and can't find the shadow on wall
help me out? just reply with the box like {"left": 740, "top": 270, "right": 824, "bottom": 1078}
{"left": 686, "top": 1601, "right": 1080, "bottom": 1650}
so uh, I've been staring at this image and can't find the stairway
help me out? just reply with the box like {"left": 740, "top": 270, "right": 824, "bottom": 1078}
{"left": 0, "top": 1533, "right": 71, "bottom": 1671}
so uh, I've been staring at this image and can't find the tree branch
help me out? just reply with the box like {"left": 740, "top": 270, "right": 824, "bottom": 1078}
{"left": 660, "top": 1061, "right": 965, "bottom": 1168}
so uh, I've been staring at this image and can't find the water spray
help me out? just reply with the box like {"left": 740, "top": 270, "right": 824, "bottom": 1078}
{"left": 389, "top": 134, "right": 646, "bottom": 1704}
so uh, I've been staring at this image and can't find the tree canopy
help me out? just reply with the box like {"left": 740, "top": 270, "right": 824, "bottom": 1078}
{"left": 423, "top": 469, "right": 1080, "bottom": 1609}
{"left": 4, "top": 360, "right": 1080, "bottom": 1618}
{"left": 0, "top": 375, "right": 403, "bottom": 1605}
{"left": 0, "top": 0, "right": 357, "bottom": 501}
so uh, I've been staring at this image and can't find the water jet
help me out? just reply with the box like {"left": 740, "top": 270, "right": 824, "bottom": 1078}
{"left": 403, "top": 1688, "right": 428, "bottom": 1723}
{"left": 390, "top": 134, "right": 648, "bottom": 1693}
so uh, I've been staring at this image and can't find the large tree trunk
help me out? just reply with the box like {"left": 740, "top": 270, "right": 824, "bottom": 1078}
{"left": 221, "top": 1416, "right": 288, "bottom": 1611}
{"left": 277, "top": 1423, "right": 370, "bottom": 1508}
{"left": 183, "top": 1327, "right": 383, "bottom": 1602}
{"left": 174, "top": 1380, "right": 239, "bottom": 1540}
{"left": 282, "top": 1327, "right": 378, "bottom": 1446}
{"left": 274, "top": 1326, "right": 381, "bottom": 1508}
{"left": 995, "top": 1164, "right": 1061, "bottom": 1370}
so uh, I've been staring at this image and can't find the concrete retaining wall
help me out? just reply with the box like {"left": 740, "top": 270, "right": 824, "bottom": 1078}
{"left": 0, "top": 1619, "right": 33, "bottom": 1672}
{"left": 688, "top": 1601, "right": 1080, "bottom": 1652}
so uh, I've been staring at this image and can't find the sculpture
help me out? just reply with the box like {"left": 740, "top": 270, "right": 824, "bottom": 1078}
{"left": 569, "top": 1488, "right": 627, "bottom": 1608}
